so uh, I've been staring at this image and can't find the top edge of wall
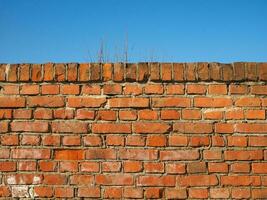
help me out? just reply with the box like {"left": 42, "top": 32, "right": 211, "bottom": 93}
{"left": 0, "top": 62, "right": 266, "bottom": 83}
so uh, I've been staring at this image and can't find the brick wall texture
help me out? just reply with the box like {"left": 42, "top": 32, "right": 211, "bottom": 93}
{"left": 0, "top": 62, "right": 267, "bottom": 199}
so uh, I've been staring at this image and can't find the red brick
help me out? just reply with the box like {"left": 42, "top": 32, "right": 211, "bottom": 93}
{"left": 31, "top": 64, "right": 43, "bottom": 81}
{"left": 228, "top": 136, "right": 247, "bottom": 146}
{"left": 96, "top": 174, "right": 133, "bottom": 185}
{"left": 138, "top": 62, "right": 149, "bottom": 82}
{"left": 67, "top": 63, "right": 77, "bottom": 81}
{"left": 258, "top": 63, "right": 267, "bottom": 80}
{"left": 231, "top": 163, "right": 250, "bottom": 173}
{"left": 160, "top": 150, "right": 199, "bottom": 160}
{"left": 106, "top": 135, "right": 124, "bottom": 146}
{"left": 134, "top": 122, "right": 170, "bottom": 133}
{"left": 21, "top": 135, "right": 40, "bottom": 145}
{"left": 144, "top": 162, "right": 164, "bottom": 173}
{"left": 104, "top": 188, "right": 122, "bottom": 199}
{"left": 13, "top": 109, "right": 32, "bottom": 119}
{"left": 150, "top": 62, "right": 160, "bottom": 81}
{"left": 251, "top": 85, "right": 267, "bottom": 95}
{"left": 126, "top": 135, "right": 145, "bottom": 146}
{"left": 2, "top": 85, "right": 19, "bottom": 94}
{"left": 229, "top": 84, "right": 248, "bottom": 94}
{"left": 215, "top": 123, "right": 234, "bottom": 133}
{"left": 60, "top": 84, "right": 79, "bottom": 95}
{"left": 168, "top": 135, "right": 188, "bottom": 146}
{"left": 92, "top": 123, "right": 131, "bottom": 133}
{"left": 43, "top": 63, "right": 54, "bottom": 81}
{"left": 160, "top": 109, "right": 180, "bottom": 120}
{"left": 165, "top": 188, "right": 187, "bottom": 199}
{"left": 144, "top": 84, "right": 163, "bottom": 94}
{"left": 166, "top": 84, "right": 184, "bottom": 94}
{"left": 18, "top": 161, "right": 36, "bottom": 171}
{"left": 19, "top": 64, "right": 30, "bottom": 81}
{"left": 41, "top": 84, "right": 59, "bottom": 94}
{"left": 138, "top": 110, "right": 158, "bottom": 120}
{"left": 138, "top": 175, "right": 175, "bottom": 186}
{"left": 39, "top": 161, "right": 56, "bottom": 172}
{"left": 42, "top": 135, "right": 60, "bottom": 146}
{"left": 80, "top": 162, "right": 99, "bottom": 172}
{"left": 102, "top": 63, "right": 112, "bottom": 81}
{"left": 197, "top": 62, "right": 209, "bottom": 80}
{"left": 102, "top": 162, "right": 121, "bottom": 172}
{"left": 119, "top": 149, "right": 158, "bottom": 160}
{"left": 225, "top": 150, "right": 263, "bottom": 160}
{"left": 185, "top": 63, "right": 196, "bottom": 81}
{"left": 147, "top": 135, "right": 166, "bottom": 147}
{"left": 124, "top": 84, "right": 143, "bottom": 95}
{"left": 52, "top": 121, "right": 88, "bottom": 133}
{"left": 203, "top": 110, "right": 223, "bottom": 120}
{"left": 6, "top": 174, "right": 42, "bottom": 185}
{"left": 249, "top": 136, "right": 267, "bottom": 146}
{"left": 43, "top": 174, "right": 66, "bottom": 185}
{"left": 1, "top": 134, "right": 19, "bottom": 145}
{"left": 0, "top": 109, "right": 12, "bottom": 119}
{"left": 232, "top": 188, "right": 251, "bottom": 199}
{"left": 12, "top": 148, "right": 50, "bottom": 159}
{"left": 212, "top": 136, "right": 225, "bottom": 146}
{"left": 109, "top": 97, "right": 149, "bottom": 108}
{"left": 70, "top": 175, "right": 94, "bottom": 185}
{"left": 113, "top": 63, "right": 124, "bottom": 82}
{"left": 174, "top": 122, "right": 213, "bottom": 133}
{"left": 126, "top": 63, "right": 136, "bottom": 81}
{"left": 79, "top": 63, "right": 90, "bottom": 81}
{"left": 187, "top": 162, "right": 206, "bottom": 173}
{"left": 236, "top": 123, "right": 267, "bottom": 133}
{"left": 124, "top": 187, "right": 143, "bottom": 199}
{"left": 188, "top": 188, "right": 208, "bottom": 199}
{"left": 203, "top": 150, "right": 222, "bottom": 160}
{"left": 34, "top": 186, "right": 53, "bottom": 198}
{"left": 86, "top": 148, "right": 116, "bottom": 160}
{"left": 189, "top": 136, "right": 210, "bottom": 147}
{"left": 54, "top": 150, "right": 85, "bottom": 160}
{"left": 90, "top": 63, "right": 101, "bottom": 81}
{"left": 103, "top": 84, "right": 122, "bottom": 95}
{"left": 67, "top": 97, "right": 106, "bottom": 107}
{"left": 62, "top": 136, "right": 81, "bottom": 146}
{"left": 194, "top": 97, "right": 232, "bottom": 107}
{"left": 173, "top": 63, "right": 184, "bottom": 81}
{"left": 187, "top": 84, "right": 207, "bottom": 94}
{"left": 119, "top": 110, "right": 137, "bottom": 120}
{"left": 77, "top": 187, "right": 100, "bottom": 198}
{"left": 81, "top": 85, "right": 101, "bottom": 94}
{"left": 252, "top": 189, "right": 267, "bottom": 199}
{"left": 83, "top": 135, "right": 102, "bottom": 146}
{"left": 161, "top": 63, "right": 172, "bottom": 81}
{"left": 177, "top": 175, "right": 218, "bottom": 186}
{"left": 208, "top": 84, "right": 227, "bottom": 94}
{"left": 166, "top": 163, "right": 186, "bottom": 174}
{"left": 182, "top": 109, "right": 201, "bottom": 119}
{"left": 252, "top": 163, "right": 267, "bottom": 173}
{"left": 208, "top": 162, "right": 228, "bottom": 173}
{"left": 0, "top": 97, "right": 25, "bottom": 107}
{"left": 75, "top": 109, "right": 95, "bottom": 119}
{"left": 0, "top": 161, "right": 16, "bottom": 171}
{"left": 145, "top": 188, "right": 163, "bottom": 199}
{"left": 152, "top": 97, "right": 191, "bottom": 107}
{"left": 20, "top": 84, "right": 39, "bottom": 95}
{"left": 55, "top": 187, "right": 73, "bottom": 198}
{"left": 123, "top": 161, "right": 143, "bottom": 172}
{"left": 246, "top": 109, "right": 265, "bottom": 119}
{"left": 11, "top": 121, "right": 48, "bottom": 132}
{"left": 221, "top": 175, "right": 261, "bottom": 186}
{"left": 96, "top": 110, "right": 116, "bottom": 121}
{"left": 210, "top": 188, "right": 230, "bottom": 199}
{"left": 235, "top": 97, "right": 261, "bottom": 107}
{"left": 28, "top": 96, "right": 64, "bottom": 107}
{"left": 225, "top": 109, "right": 244, "bottom": 119}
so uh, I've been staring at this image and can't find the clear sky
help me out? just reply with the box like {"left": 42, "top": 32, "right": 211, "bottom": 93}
{"left": 0, "top": 0, "right": 267, "bottom": 63}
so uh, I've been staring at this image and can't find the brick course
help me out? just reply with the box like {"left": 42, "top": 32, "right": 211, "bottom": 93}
{"left": 0, "top": 62, "right": 266, "bottom": 199}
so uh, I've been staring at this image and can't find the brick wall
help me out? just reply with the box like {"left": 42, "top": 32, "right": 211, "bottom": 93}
{"left": 0, "top": 62, "right": 266, "bottom": 199}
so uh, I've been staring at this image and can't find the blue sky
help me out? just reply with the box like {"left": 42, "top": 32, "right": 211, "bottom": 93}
{"left": 0, "top": 0, "right": 267, "bottom": 63}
